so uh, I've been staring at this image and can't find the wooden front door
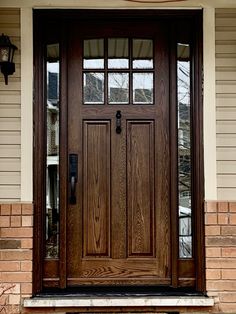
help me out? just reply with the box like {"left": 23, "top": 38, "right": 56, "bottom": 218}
{"left": 66, "top": 18, "right": 170, "bottom": 287}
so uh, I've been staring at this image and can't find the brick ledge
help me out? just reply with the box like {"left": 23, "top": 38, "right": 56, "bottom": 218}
{"left": 24, "top": 296, "right": 214, "bottom": 308}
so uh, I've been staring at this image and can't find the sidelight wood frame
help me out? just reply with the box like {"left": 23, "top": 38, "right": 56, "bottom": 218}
{"left": 33, "top": 9, "right": 204, "bottom": 295}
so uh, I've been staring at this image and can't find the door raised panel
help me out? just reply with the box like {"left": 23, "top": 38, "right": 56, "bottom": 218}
{"left": 83, "top": 120, "right": 111, "bottom": 257}
{"left": 127, "top": 120, "right": 155, "bottom": 257}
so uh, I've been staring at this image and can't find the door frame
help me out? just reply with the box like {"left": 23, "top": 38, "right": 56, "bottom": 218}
{"left": 33, "top": 9, "right": 204, "bottom": 295}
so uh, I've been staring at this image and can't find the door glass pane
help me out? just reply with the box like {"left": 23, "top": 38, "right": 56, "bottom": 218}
{"left": 46, "top": 43, "right": 60, "bottom": 259}
{"left": 84, "top": 72, "right": 104, "bottom": 104}
{"left": 133, "top": 73, "right": 153, "bottom": 104}
{"left": 108, "top": 38, "right": 129, "bottom": 69}
{"left": 177, "top": 43, "right": 192, "bottom": 259}
{"left": 108, "top": 73, "right": 129, "bottom": 104}
{"left": 133, "top": 39, "right": 153, "bottom": 69}
{"left": 83, "top": 39, "right": 104, "bottom": 69}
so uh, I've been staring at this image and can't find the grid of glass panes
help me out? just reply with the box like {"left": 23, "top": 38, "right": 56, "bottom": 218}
{"left": 177, "top": 43, "right": 192, "bottom": 259}
{"left": 83, "top": 38, "right": 154, "bottom": 105}
{"left": 46, "top": 43, "right": 60, "bottom": 259}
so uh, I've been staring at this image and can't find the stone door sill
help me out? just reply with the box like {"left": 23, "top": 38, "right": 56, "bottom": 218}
{"left": 24, "top": 296, "right": 214, "bottom": 308}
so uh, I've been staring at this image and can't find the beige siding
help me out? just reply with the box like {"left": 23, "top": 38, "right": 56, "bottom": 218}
{"left": 216, "top": 9, "right": 236, "bottom": 200}
{"left": 0, "top": 9, "right": 20, "bottom": 201}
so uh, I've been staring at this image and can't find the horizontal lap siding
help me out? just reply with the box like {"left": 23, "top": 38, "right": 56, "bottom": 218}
{"left": 216, "top": 9, "right": 236, "bottom": 200}
{"left": 0, "top": 9, "right": 21, "bottom": 201}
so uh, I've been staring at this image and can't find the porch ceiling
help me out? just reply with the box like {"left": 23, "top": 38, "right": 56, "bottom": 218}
{"left": 0, "top": 0, "right": 236, "bottom": 9}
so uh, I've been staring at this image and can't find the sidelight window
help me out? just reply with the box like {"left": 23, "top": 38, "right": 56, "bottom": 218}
{"left": 45, "top": 43, "right": 60, "bottom": 259}
{"left": 177, "top": 43, "right": 192, "bottom": 259}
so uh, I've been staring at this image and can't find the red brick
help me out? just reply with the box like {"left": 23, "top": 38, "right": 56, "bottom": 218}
{"left": 205, "top": 201, "right": 217, "bottom": 212}
{"left": 206, "top": 236, "right": 236, "bottom": 246}
{"left": 206, "top": 269, "right": 221, "bottom": 279}
{"left": 0, "top": 250, "right": 32, "bottom": 261}
{"left": 1, "top": 227, "right": 33, "bottom": 238}
{"left": 22, "top": 204, "right": 33, "bottom": 215}
{"left": 207, "top": 280, "right": 236, "bottom": 291}
{"left": 218, "top": 213, "right": 229, "bottom": 225}
{"left": 10, "top": 216, "right": 21, "bottom": 227}
{"left": 218, "top": 202, "right": 229, "bottom": 212}
{"left": 220, "top": 303, "right": 236, "bottom": 312}
{"left": 8, "top": 294, "right": 20, "bottom": 305}
{"left": 21, "top": 283, "right": 32, "bottom": 294}
{"left": 22, "top": 216, "right": 33, "bottom": 227}
{"left": 6, "top": 284, "right": 20, "bottom": 294}
{"left": 1, "top": 204, "right": 11, "bottom": 215}
{"left": 205, "top": 213, "right": 217, "bottom": 225}
{"left": 21, "top": 261, "right": 32, "bottom": 272}
{"left": 229, "top": 202, "right": 236, "bottom": 212}
{"left": 206, "top": 257, "right": 236, "bottom": 269}
{"left": 0, "top": 294, "right": 7, "bottom": 306}
{"left": 222, "top": 269, "right": 236, "bottom": 279}
{"left": 11, "top": 204, "right": 21, "bottom": 215}
{"left": 0, "top": 261, "right": 20, "bottom": 271}
{"left": 205, "top": 226, "right": 220, "bottom": 235}
{"left": 206, "top": 247, "right": 221, "bottom": 257}
{"left": 221, "top": 226, "right": 236, "bottom": 235}
{"left": 229, "top": 213, "right": 236, "bottom": 224}
{"left": 222, "top": 247, "right": 236, "bottom": 257}
{"left": 1, "top": 272, "right": 32, "bottom": 282}
{"left": 5, "top": 305, "right": 20, "bottom": 313}
{"left": 220, "top": 292, "right": 236, "bottom": 302}
{"left": 0, "top": 216, "right": 10, "bottom": 227}
{"left": 21, "top": 239, "right": 33, "bottom": 249}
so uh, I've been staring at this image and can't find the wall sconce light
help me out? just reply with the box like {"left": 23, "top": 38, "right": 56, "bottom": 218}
{"left": 0, "top": 33, "right": 17, "bottom": 85}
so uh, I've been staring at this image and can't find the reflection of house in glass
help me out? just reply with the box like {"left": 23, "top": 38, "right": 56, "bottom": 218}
{"left": 46, "top": 66, "right": 60, "bottom": 258}
{"left": 134, "top": 88, "right": 153, "bottom": 103}
{"left": 109, "top": 87, "right": 128, "bottom": 103}
{"left": 84, "top": 73, "right": 104, "bottom": 103}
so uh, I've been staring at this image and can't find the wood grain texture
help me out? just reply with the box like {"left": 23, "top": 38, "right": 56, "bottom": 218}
{"left": 83, "top": 121, "right": 111, "bottom": 257}
{"left": 127, "top": 120, "right": 155, "bottom": 257}
{"left": 33, "top": 10, "right": 204, "bottom": 291}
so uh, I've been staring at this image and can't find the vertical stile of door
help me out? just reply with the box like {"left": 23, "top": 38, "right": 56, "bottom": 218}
{"left": 59, "top": 21, "right": 68, "bottom": 289}
{"left": 169, "top": 20, "right": 178, "bottom": 288}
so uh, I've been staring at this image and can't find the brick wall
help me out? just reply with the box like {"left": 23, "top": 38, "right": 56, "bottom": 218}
{"left": 205, "top": 201, "right": 236, "bottom": 313}
{"left": 0, "top": 203, "right": 33, "bottom": 314}
{"left": 1, "top": 201, "right": 236, "bottom": 313}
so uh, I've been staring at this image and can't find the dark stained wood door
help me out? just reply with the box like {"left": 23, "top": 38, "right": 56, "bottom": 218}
{"left": 66, "top": 18, "right": 171, "bottom": 286}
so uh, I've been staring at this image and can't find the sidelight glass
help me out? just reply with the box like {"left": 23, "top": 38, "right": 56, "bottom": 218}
{"left": 133, "top": 73, "right": 153, "bottom": 104}
{"left": 177, "top": 43, "right": 192, "bottom": 258}
{"left": 108, "top": 38, "right": 129, "bottom": 69}
{"left": 83, "top": 39, "right": 104, "bottom": 69}
{"left": 108, "top": 73, "right": 129, "bottom": 104}
{"left": 46, "top": 43, "right": 60, "bottom": 258}
{"left": 132, "top": 39, "right": 153, "bottom": 69}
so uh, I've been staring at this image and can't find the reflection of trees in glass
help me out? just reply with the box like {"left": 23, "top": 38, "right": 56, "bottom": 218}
{"left": 46, "top": 60, "right": 60, "bottom": 259}
{"left": 134, "top": 88, "right": 152, "bottom": 103}
{"left": 109, "top": 73, "right": 129, "bottom": 103}
{"left": 178, "top": 56, "right": 192, "bottom": 258}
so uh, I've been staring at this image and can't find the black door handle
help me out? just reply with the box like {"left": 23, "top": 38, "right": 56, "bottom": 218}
{"left": 116, "top": 110, "right": 122, "bottom": 134}
{"left": 69, "top": 154, "right": 78, "bottom": 204}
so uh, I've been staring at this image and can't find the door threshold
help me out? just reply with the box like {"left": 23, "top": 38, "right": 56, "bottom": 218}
{"left": 24, "top": 295, "right": 214, "bottom": 308}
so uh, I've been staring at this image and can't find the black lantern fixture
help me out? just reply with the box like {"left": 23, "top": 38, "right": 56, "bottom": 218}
{"left": 0, "top": 34, "right": 17, "bottom": 85}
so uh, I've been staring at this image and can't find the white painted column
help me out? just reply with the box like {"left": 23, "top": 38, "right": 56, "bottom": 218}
{"left": 20, "top": 7, "right": 33, "bottom": 202}
{"left": 203, "top": 7, "right": 217, "bottom": 200}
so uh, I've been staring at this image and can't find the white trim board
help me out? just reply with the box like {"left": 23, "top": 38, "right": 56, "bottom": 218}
{"left": 24, "top": 296, "right": 214, "bottom": 308}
